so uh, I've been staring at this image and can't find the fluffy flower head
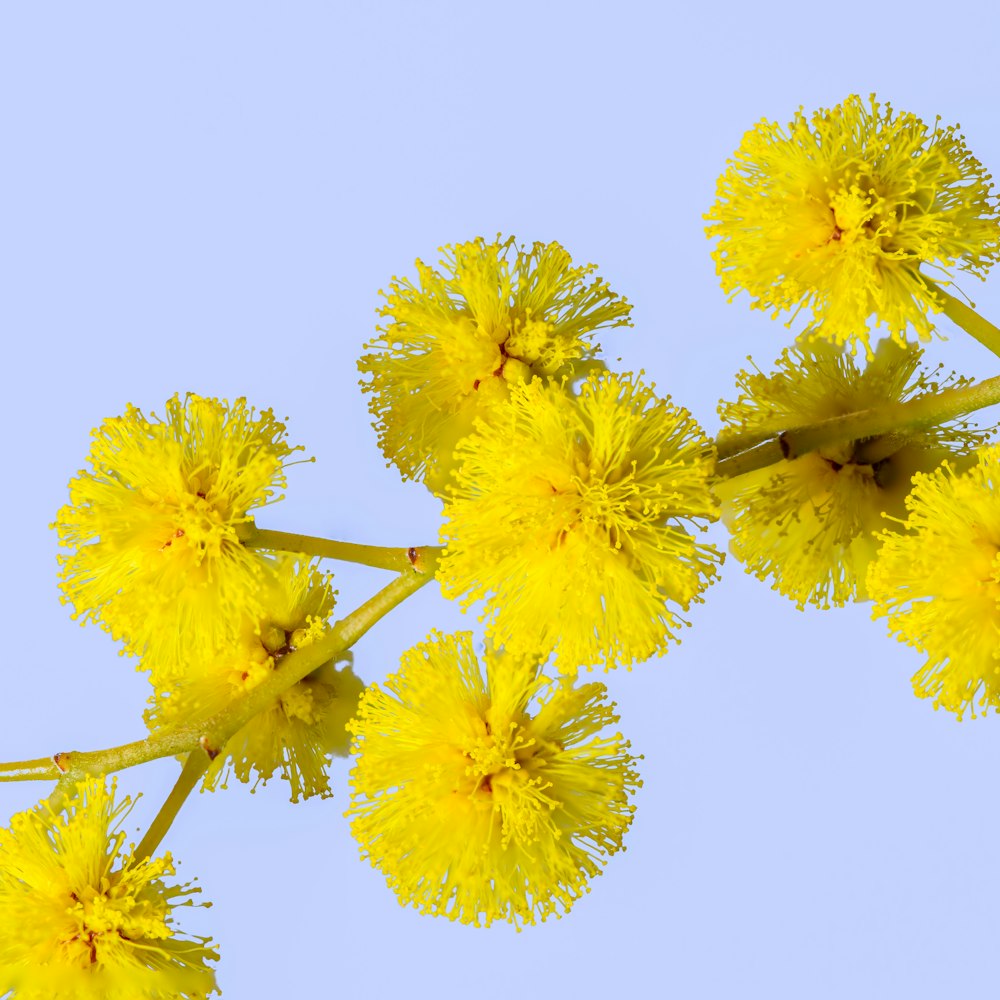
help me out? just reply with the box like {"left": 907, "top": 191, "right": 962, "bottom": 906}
{"left": 440, "top": 372, "right": 721, "bottom": 672}
{"left": 347, "top": 631, "right": 640, "bottom": 928}
{"left": 716, "top": 340, "right": 987, "bottom": 609}
{"left": 358, "top": 236, "right": 632, "bottom": 491}
{"left": 0, "top": 777, "right": 217, "bottom": 999}
{"left": 867, "top": 446, "right": 1000, "bottom": 719}
{"left": 148, "top": 555, "right": 361, "bottom": 802}
{"left": 55, "top": 393, "right": 300, "bottom": 671}
{"left": 706, "top": 94, "right": 1000, "bottom": 353}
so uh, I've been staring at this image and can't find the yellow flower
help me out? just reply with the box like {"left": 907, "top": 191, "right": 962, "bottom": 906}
{"left": 868, "top": 446, "right": 1000, "bottom": 719}
{"left": 706, "top": 94, "right": 1000, "bottom": 353}
{"left": 0, "top": 777, "right": 217, "bottom": 999}
{"left": 55, "top": 393, "right": 301, "bottom": 672}
{"left": 439, "top": 372, "right": 721, "bottom": 672}
{"left": 358, "top": 236, "right": 632, "bottom": 492}
{"left": 148, "top": 555, "right": 362, "bottom": 802}
{"left": 346, "top": 631, "right": 640, "bottom": 928}
{"left": 717, "top": 340, "right": 986, "bottom": 609}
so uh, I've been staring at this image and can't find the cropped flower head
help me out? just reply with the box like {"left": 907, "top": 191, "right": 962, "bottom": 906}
{"left": 148, "top": 555, "right": 362, "bottom": 802}
{"left": 706, "top": 94, "right": 1000, "bottom": 354}
{"left": 358, "top": 235, "right": 632, "bottom": 492}
{"left": 347, "top": 631, "right": 640, "bottom": 928}
{"left": 55, "top": 393, "right": 301, "bottom": 671}
{"left": 716, "top": 340, "right": 986, "bottom": 609}
{"left": 0, "top": 777, "right": 217, "bottom": 999}
{"left": 440, "top": 372, "right": 721, "bottom": 672}
{"left": 867, "top": 446, "right": 1000, "bottom": 719}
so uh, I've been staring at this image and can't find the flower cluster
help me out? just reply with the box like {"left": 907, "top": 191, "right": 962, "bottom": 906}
{"left": 706, "top": 94, "right": 1000, "bottom": 354}
{"left": 358, "top": 235, "right": 633, "bottom": 493}
{"left": 147, "top": 554, "right": 363, "bottom": 802}
{"left": 440, "top": 371, "right": 721, "bottom": 671}
{"left": 0, "top": 778, "right": 218, "bottom": 999}
{"left": 55, "top": 393, "right": 300, "bottom": 669}
{"left": 868, "top": 446, "right": 1000, "bottom": 719}
{"left": 716, "top": 339, "right": 987, "bottom": 609}
{"left": 347, "top": 632, "right": 640, "bottom": 928}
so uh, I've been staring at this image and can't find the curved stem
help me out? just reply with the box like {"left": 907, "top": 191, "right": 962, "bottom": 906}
{"left": 46, "top": 775, "right": 76, "bottom": 812}
{"left": 0, "top": 552, "right": 439, "bottom": 784}
{"left": 715, "top": 374, "right": 1000, "bottom": 478}
{"left": 927, "top": 279, "right": 1000, "bottom": 359}
{"left": 239, "top": 522, "right": 443, "bottom": 573}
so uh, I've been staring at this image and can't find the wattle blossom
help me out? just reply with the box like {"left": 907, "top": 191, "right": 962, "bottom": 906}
{"left": 706, "top": 94, "right": 1000, "bottom": 354}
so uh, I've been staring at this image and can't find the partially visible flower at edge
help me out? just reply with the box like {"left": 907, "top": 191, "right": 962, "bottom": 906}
{"left": 705, "top": 94, "right": 1000, "bottom": 355}
{"left": 346, "top": 630, "right": 641, "bottom": 929}
{"left": 358, "top": 235, "right": 632, "bottom": 493}
{"left": 867, "top": 445, "right": 1000, "bottom": 719}
{"left": 0, "top": 776, "right": 218, "bottom": 1000}
{"left": 147, "top": 554, "right": 362, "bottom": 802}
{"left": 439, "top": 371, "right": 722, "bottom": 672}
{"left": 716, "top": 339, "right": 988, "bottom": 609}
{"left": 55, "top": 393, "right": 303, "bottom": 674}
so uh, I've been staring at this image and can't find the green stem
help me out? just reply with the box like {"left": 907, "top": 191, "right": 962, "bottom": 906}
{"left": 240, "top": 522, "right": 442, "bottom": 573}
{"left": 714, "top": 439, "right": 785, "bottom": 478}
{"left": 926, "top": 279, "right": 1000, "bottom": 359}
{"left": 132, "top": 752, "right": 210, "bottom": 861}
{"left": 714, "top": 428, "right": 777, "bottom": 462}
{"left": 0, "top": 757, "right": 61, "bottom": 783}
{"left": 0, "top": 552, "right": 439, "bottom": 785}
{"left": 46, "top": 775, "right": 76, "bottom": 813}
{"left": 715, "top": 374, "right": 1000, "bottom": 479}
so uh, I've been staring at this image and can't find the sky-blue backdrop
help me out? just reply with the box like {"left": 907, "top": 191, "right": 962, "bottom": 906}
{"left": 2, "top": 3, "right": 999, "bottom": 998}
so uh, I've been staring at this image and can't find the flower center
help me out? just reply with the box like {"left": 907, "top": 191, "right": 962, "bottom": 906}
{"left": 64, "top": 877, "right": 168, "bottom": 966}
{"left": 464, "top": 717, "right": 535, "bottom": 796}
{"left": 827, "top": 174, "right": 897, "bottom": 250}
{"left": 817, "top": 436, "right": 899, "bottom": 489}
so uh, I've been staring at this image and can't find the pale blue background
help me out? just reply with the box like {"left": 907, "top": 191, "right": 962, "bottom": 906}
{"left": 2, "top": 3, "right": 999, "bottom": 998}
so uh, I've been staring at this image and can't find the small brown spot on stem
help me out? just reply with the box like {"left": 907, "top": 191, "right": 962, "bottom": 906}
{"left": 199, "top": 735, "right": 220, "bottom": 761}
{"left": 407, "top": 547, "right": 418, "bottom": 566}
{"left": 53, "top": 752, "right": 71, "bottom": 773}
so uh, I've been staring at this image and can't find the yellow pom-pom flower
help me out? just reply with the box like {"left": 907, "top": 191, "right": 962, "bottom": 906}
{"left": 347, "top": 631, "right": 640, "bottom": 928}
{"left": 148, "top": 555, "right": 362, "bottom": 802}
{"left": 0, "top": 777, "right": 218, "bottom": 999}
{"left": 55, "top": 393, "right": 301, "bottom": 671}
{"left": 868, "top": 446, "right": 1000, "bottom": 719}
{"left": 358, "top": 235, "right": 632, "bottom": 492}
{"left": 706, "top": 94, "right": 1000, "bottom": 353}
{"left": 716, "top": 340, "right": 986, "bottom": 609}
{"left": 439, "top": 372, "right": 721, "bottom": 672}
